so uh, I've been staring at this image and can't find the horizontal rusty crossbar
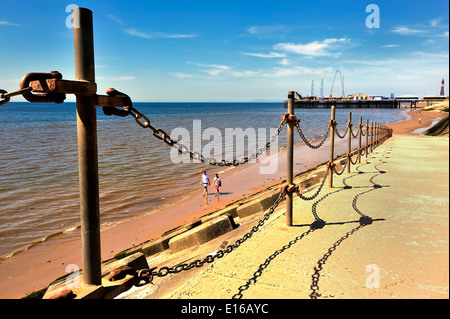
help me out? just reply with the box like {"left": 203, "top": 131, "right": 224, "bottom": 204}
{"left": 28, "top": 78, "right": 131, "bottom": 108}
{"left": 30, "top": 78, "right": 97, "bottom": 95}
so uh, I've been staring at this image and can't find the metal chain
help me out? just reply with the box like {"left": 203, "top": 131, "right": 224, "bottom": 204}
{"left": 350, "top": 126, "right": 359, "bottom": 138}
{"left": 296, "top": 166, "right": 330, "bottom": 201}
{"left": 333, "top": 160, "right": 347, "bottom": 175}
{"left": 348, "top": 153, "right": 359, "bottom": 165}
{"left": 335, "top": 125, "right": 348, "bottom": 139}
{"left": 140, "top": 193, "right": 286, "bottom": 279}
{"left": 295, "top": 122, "right": 330, "bottom": 149}
{"left": 123, "top": 106, "right": 286, "bottom": 167}
{"left": 0, "top": 87, "right": 33, "bottom": 106}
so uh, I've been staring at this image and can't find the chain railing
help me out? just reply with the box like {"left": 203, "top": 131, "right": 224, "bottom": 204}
{"left": 0, "top": 7, "right": 395, "bottom": 299}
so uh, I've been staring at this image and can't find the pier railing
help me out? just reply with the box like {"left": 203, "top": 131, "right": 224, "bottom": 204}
{"left": 0, "top": 7, "right": 393, "bottom": 299}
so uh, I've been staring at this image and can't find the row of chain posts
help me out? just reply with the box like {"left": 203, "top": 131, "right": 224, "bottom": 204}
{"left": 1, "top": 8, "right": 396, "bottom": 299}
{"left": 1, "top": 78, "right": 392, "bottom": 298}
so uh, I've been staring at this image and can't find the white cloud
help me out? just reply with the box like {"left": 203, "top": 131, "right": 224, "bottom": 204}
{"left": 246, "top": 25, "right": 286, "bottom": 35}
{"left": 196, "top": 64, "right": 230, "bottom": 70}
{"left": 125, "top": 28, "right": 198, "bottom": 39}
{"left": 392, "top": 26, "right": 427, "bottom": 35}
{"left": 381, "top": 44, "right": 400, "bottom": 48}
{"left": 172, "top": 73, "right": 195, "bottom": 79}
{"left": 107, "top": 14, "right": 126, "bottom": 26}
{"left": 97, "top": 76, "right": 135, "bottom": 81}
{"left": 0, "top": 21, "right": 20, "bottom": 26}
{"left": 195, "top": 64, "right": 230, "bottom": 77}
{"left": 430, "top": 18, "right": 442, "bottom": 27}
{"left": 274, "top": 37, "right": 350, "bottom": 56}
{"left": 278, "top": 58, "right": 290, "bottom": 65}
{"left": 230, "top": 70, "right": 260, "bottom": 77}
{"left": 242, "top": 52, "right": 286, "bottom": 58}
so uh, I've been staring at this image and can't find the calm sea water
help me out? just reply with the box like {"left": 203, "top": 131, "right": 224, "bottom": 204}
{"left": 0, "top": 102, "right": 409, "bottom": 258}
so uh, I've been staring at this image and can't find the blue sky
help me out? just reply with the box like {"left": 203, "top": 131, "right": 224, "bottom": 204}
{"left": 0, "top": 0, "right": 448, "bottom": 102}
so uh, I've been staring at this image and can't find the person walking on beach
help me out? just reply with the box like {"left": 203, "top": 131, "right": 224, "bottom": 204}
{"left": 201, "top": 171, "right": 210, "bottom": 197}
{"left": 213, "top": 173, "right": 222, "bottom": 196}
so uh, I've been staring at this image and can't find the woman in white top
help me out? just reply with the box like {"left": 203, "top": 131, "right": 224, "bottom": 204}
{"left": 201, "top": 171, "right": 210, "bottom": 197}
{"left": 213, "top": 174, "right": 222, "bottom": 196}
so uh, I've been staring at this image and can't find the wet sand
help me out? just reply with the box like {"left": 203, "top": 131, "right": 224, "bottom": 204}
{"left": 0, "top": 106, "right": 447, "bottom": 299}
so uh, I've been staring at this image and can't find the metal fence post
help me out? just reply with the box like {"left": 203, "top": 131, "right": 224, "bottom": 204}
{"left": 358, "top": 116, "right": 362, "bottom": 164}
{"left": 365, "top": 119, "right": 369, "bottom": 158}
{"left": 73, "top": 7, "right": 101, "bottom": 286}
{"left": 346, "top": 112, "right": 352, "bottom": 173}
{"left": 328, "top": 105, "right": 336, "bottom": 188}
{"left": 286, "top": 91, "right": 294, "bottom": 226}
{"left": 370, "top": 121, "right": 374, "bottom": 153}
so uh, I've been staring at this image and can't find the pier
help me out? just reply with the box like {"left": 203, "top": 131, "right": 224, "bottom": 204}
{"left": 284, "top": 95, "right": 449, "bottom": 109}
{"left": 284, "top": 98, "right": 402, "bottom": 109}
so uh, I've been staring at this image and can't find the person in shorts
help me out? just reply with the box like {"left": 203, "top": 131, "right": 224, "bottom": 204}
{"left": 201, "top": 171, "right": 210, "bottom": 197}
{"left": 213, "top": 173, "right": 222, "bottom": 196}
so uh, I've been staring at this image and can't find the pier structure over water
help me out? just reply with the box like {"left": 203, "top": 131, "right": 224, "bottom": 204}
{"left": 284, "top": 96, "right": 448, "bottom": 109}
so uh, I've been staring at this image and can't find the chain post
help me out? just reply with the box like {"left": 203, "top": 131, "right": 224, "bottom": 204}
{"left": 346, "top": 112, "right": 352, "bottom": 174}
{"left": 328, "top": 105, "right": 336, "bottom": 188}
{"left": 286, "top": 91, "right": 295, "bottom": 226}
{"left": 365, "top": 119, "right": 369, "bottom": 158}
{"left": 73, "top": 7, "right": 102, "bottom": 286}
{"left": 370, "top": 121, "right": 374, "bottom": 153}
{"left": 358, "top": 116, "right": 362, "bottom": 164}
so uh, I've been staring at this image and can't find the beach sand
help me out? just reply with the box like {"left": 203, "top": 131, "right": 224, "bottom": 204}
{"left": 0, "top": 105, "right": 447, "bottom": 299}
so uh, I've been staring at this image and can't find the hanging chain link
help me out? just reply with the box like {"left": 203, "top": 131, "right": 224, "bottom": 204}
{"left": 333, "top": 160, "right": 348, "bottom": 175}
{"left": 121, "top": 106, "right": 286, "bottom": 167}
{"left": 296, "top": 166, "right": 330, "bottom": 201}
{"left": 0, "top": 87, "right": 33, "bottom": 106}
{"left": 295, "top": 122, "right": 331, "bottom": 149}
{"left": 138, "top": 193, "right": 286, "bottom": 279}
{"left": 335, "top": 125, "right": 348, "bottom": 139}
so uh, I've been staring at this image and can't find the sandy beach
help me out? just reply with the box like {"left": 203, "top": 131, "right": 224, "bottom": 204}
{"left": 0, "top": 105, "right": 447, "bottom": 299}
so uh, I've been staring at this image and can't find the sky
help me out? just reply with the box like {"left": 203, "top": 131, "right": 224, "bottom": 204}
{"left": 0, "top": 0, "right": 448, "bottom": 102}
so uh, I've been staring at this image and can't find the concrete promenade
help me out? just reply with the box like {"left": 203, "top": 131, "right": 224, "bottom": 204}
{"left": 141, "top": 134, "right": 449, "bottom": 299}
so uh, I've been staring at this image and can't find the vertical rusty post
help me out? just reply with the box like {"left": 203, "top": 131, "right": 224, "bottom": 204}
{"left": 365, "top": 119, "right": 369, "bottom": 158}
{"left": 346, "top": 112, "right": 352, "bottom": 173}
{"left": 73, "top": 7, "right": 101, "bottom": 286}
{"left": 286, "top": 91, "right": 295, "bottom": 226}
{"left": 328, "top": 105, "right": 336, "bottom": 188}
{"left": 370, "top": 121, "right": 374, "bottom": 153}
{"left": 378, "top": 123, "right": 381, "bottom": 146}
{"left": 358, "top": 116, "right": 362, "bottom": 164}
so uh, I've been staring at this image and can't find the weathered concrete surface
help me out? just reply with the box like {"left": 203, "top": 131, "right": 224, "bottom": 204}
{"left": 135, "top": 135, "right": 448, "bottom": 299}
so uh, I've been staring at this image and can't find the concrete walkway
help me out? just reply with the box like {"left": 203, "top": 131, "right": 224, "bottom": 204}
{"left": 150, "top": 135, "right": 449, "bottom": 299}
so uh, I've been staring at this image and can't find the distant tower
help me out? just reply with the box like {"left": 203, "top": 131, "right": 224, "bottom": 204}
{"left": 311, "top": 71, "right": 315, "bottom": 97}
{"left": 440, "top": 78, "right": 445, "bottom": 96}
{"left": 320, "top": 69, "right": 324, "bottom": 98}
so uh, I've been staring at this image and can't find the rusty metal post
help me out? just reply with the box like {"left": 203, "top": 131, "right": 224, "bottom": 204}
{"left": 73, "top": 7, "right": 101, "bottom": 286}
{"left": 365, "top": 119, "right": 369, "bottom": 158}
{"left": 358, "top": 116, "right": 362, "bottom": 164}
{"left": 370, "top": 121, "right": 374, "bottom": 153}
{"left": 328, "top": 105, "right": 336, "bottom": 188}
{"left": 286, "top": 91, "right": 295, "bottom": 226}
{"left": 346, "top": 112, "right": 352, "bottom": 173}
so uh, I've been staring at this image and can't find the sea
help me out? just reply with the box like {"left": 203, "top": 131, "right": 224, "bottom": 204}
{"left": 0, "top": 102, "right": 410, "bottom": 259}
